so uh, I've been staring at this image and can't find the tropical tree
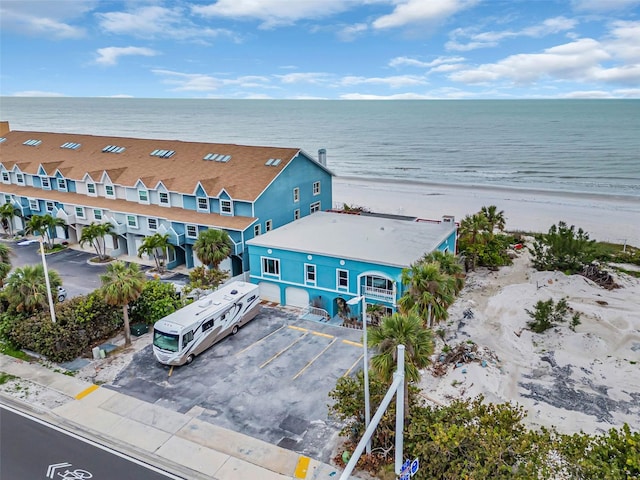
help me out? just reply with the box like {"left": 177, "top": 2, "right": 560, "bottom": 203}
{"left": 0, "top": 243, "right": 12, "bottom": 286}
{"left": 399, "top": 261, "right": 457, "bottom": 326}
{"left": 0, "top": 202, "right": 19, "bottom": 237}
{"left": 194, "top": 228, "right": 233, "bottom": 269}
{"left": 2, "top": 264, "right": 62, "bottom": 314}
{"left": 421, "top": 250, "right": 465, "bottom": 293}
{"left": 480, "top": 205, "right": 506, "bottom": 235}
{"left": 26, "top": 214, "right": 66, "bottom": 249}
{"left": 79, "top": 222, "right": 113, "bottom": 261}
{"left": 137, "top": 233, "right": 174, "bottom": 274}
{"left": 100, "top": 261, "right": 146, "bottom": 346}
{"left": 458, "top": 213, "right": 489, "bottom": 270}
{"left": 368, "top": 311, "right": 435, "bottom": 417}
{"left": 366, "top": 303, "right": 385, "bottom": 326}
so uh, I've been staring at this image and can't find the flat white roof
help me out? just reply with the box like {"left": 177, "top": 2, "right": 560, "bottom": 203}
{"left": 247, "top": 211, "right": 456, "bottom": 267}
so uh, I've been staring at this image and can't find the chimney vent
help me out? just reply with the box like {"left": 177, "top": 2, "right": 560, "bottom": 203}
{"left": 318, "top": 148, "right": 327, "bottom": 166}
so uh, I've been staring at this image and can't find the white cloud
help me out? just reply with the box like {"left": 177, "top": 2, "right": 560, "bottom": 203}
{"left": 337, "top": 23, "right": 369, "bottom": 41}
{"left": 340, "top": 75, "right": 427, "bottom": 88}
{"left": 95, "top": 46, "right": 158, "bottom": 66}
{"left": 372, "top": 0, "right": 478, "bottom": 30}
{"left": 0, "top": 2, "right": 88, "bottom": 39}
{"left": 11, "top": 90, "right": 66, "bottom": 97}
{"left": 604, "top": 21, "right": 640, "bottom": 62}
{"left": 572, "top": 0, "right": 640, "bottom": 11}
{"left": 152, "top": 69, "right": 271, "bottom": 92}
{"left": 562, "top": 90, "right": 616, "bottom": 98}
{"left": 277, "top": 73, "right": 332, "bottom": 85}
{"left": 389, "top": 56, "right": 465, "bottom": 68}
{"left": 340, "top": 92, "right": 433, "bottom": 100}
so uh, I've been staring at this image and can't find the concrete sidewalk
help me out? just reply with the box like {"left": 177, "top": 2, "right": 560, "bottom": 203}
{"left": 0, "top": 355, "right": 343, "bottom": 480}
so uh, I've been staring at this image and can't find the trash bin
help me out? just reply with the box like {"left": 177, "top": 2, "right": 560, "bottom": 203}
{"left": 130, "top": 323, "right": 149, "bottom": 336}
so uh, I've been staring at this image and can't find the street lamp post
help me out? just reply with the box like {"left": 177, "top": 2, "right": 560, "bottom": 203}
{"left": 347, "top": 295, "right": 371, "bottom": 454}
{"left": 39, "top": 237, "right": 56, "bottom": 323}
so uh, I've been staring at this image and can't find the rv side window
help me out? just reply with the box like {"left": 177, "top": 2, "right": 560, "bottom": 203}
{"left": 247, "top": 295, "right": 256, "bottom": 302}
{"left": 202, "top": 319, "right": 214, "bottom": 332}
{"left": 183, "top": 330, "right": 194, "bottom": 347}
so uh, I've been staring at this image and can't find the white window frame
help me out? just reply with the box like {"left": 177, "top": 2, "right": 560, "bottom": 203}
{"left": 254, "top": 224, "right": 261, "bottom": 236}
{"left": 75, "top": 206, "right": 85, "bottom": 219}
{"left": 1, "top": 172, "right": 9, "bottom": 183}
{"left": 337, "top": 269, "right": 349, "bottom": 290}
{"left": 127, "top": 215, "right": 138, "bottom": 228}
{"left": 293, "top": 187, "right": 299, "bottom": 203}
{"left": 46, "top": 201, "right": 55, "bottom": 212}
{"left": 93, "top": 209, "right": 103, "bottom": 221}
{"left": 147, "top": 218, "right": 158, "bottom": 231}
{"left": 294, "top": 209, "right": 300, "bottom": 220}
{"left": 265, "top": 220, "right": 273, "bottom": 232}
{"left": 57, "top": 178, "right": 67, "bottom": 191}
{"left": 105, "top": 185, "right": 115, "bottom": 198}
{"left": 87, "top": 183, "right": 96, "bottom": 196}
{"left": 197, "top": 197, "right": 209, "bottom": 212}
{"left": 186, "top": 224, "right": 198, "bottom": 239}
{"left": 310, "top": 201, "right": 321, "bottom": 213}
{"left": 313, "top": 181, "right": 320, "bottom": 195}
{"left": 4, "top": 195, "right": 12, "bottom": 203}
{"left": 261, "top": 257, "right": 280, "bottom": 277}
{"left": 138, "top": 189, "right": 149, "bottom": 203}
{"left": 41, "top": 177, "right": 50, "bottom": 190}
{"left": 220, "top": 199, "right": 232, "bottom": 215}
{"left": 305, "top": 263, "right": 316, "bottom": 286}
{"left": 159, "top": 192, "right": 170, "bottom": 206}
{"left": 29, "top": 198, "right": 39, "bottom": 211}
{"left": 16, "top": 173, "right": 25, "bottom": 185}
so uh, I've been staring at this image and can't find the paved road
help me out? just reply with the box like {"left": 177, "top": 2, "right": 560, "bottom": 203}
{"left": 0, "top": 404, "right": 181, "bottom": 480}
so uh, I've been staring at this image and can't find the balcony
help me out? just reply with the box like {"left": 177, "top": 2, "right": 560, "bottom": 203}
{"left": 363, "top": 285, "right": 394, "bottom": 302}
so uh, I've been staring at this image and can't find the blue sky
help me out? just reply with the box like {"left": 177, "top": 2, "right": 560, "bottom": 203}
{"left": 1, "top": 0, "right": 639, "bottom": 99}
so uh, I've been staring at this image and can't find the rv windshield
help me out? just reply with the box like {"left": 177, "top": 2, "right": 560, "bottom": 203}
{"left": 153, "top": 330, "right": 179, "bottom": 352}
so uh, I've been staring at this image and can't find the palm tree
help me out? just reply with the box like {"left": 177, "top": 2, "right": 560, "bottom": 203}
{"left": 0, "top": 202, "right": 19, "bottom": 237}
{"left": 480, "top": 205, "right": 506, "bottom": 235}
{"left": 26, "top": 214, "right": 66, "bottom": 249}
{"left": 366, "top": 303, "right": 385, "bottom": 326}
{"left": 100, "top": 261, "right": 146, "bottom": 346}
{"left": 368, "top": 311, "right": 435, "bottom": 417}
{"left": 0, "top": 242, "right": 13, "bottom": 286}
{"left": 138, "top": 233, "right": 174, "bottom": 274}
{"left": 421, "top": 250, "right": 465, "bottom": 294}
{"left": 79, "top": 222, "right": 113, "bottom": 261}
{"left": 399, "top": 261, "right": 456, "bottom": 326}
{"left": 458, "top": 213, "right": 490, "bottom": 271}
{"left": 194, "top": 228, "right": 233, "bottom": 269}
{"left": 3, "top": 263, "right": 62, "bottom": 314}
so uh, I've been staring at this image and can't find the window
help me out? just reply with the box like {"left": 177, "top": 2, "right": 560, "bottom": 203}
{"left": 16, "top": 173, "right": 24, "bottom": 185}
{"left": 220, "top": 199, "right": 232, "bottom": 215}
{"left": 105, "top": 185, "right": 115, "bottom": 198}
{"left": 186, "top": 224, "right": 198, "bottom": 239}
{"left": 294, "top": 209, "right": 300, "bottom": 220}
{"left": 75, "top": 206, "right": 85, "bottom": 219}
{"left": 313, "top": 181, "right": 321, "bottom": 195}
{"left": 305, "top": 264, "right": 316, "bottom": 285}
{"left": 293, "top": 187, "right": 299, "bottom": 202}
{"left": 265, "top": 220, "right": 273, "bottom": 232}
{"left": 138, "top": 190, "right": 148, "bottom": 202}
{"left": 310, "top": 201, "right": 321, "bottom": 213}
{"left": 159, "top": 192, "right": 169, "bottom": 205}
{"left": 202, "top": 319, "right": 214, "bottom": 332}
{"left": 147, "top": 218, "right": 158, "bottom": 230}
{"left": 29, "top": 199, "right": 39, "bottom": 211}
{"left": 57, "top": 178, "right": 67, "bottom": 191}
{"left": 127, "top": 215, "right": 138, "bottom": 228}
{"left": 366, "top": 276, "right": 393, "bottom": 291}
{"left": 87, "top": 183, "right": 96, "bottom": 195}
{"left": 182, "top": 330, "right": 194, "bottom": 348}
{"left": 197, "top": 197, "right": 209, "bottom": 212}
{"left": 4, "top": 195, "right": 11, "bottom": 204}
{"left": 1, "top": 172, "right": 9, "bottom": 183}
{"left": 337, "top": 269, "right": 349, "bottom": 290}
{"left": 41, "top": 177, "right": 50, "bottom": 190}
{"left": 46, "top": 201, "right": 55, "bottom": 212}
{"left": 262, "top": 257, "right": 280, "bottom": 276}
{"left": 254, "top": 224, "right": 261, "bottom": 236}
{"left": 93, "top": 209, "right": 103, "bottom": 220}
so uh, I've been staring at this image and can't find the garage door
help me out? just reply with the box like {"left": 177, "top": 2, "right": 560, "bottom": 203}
{"left": 259, "top": 282, "right": 281, "bottom": 303}
{"left": 285, "top": 287, "right": 310, "bottom": 308}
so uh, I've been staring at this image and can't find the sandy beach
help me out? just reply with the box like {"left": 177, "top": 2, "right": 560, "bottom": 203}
{"left": 333, "top": 177, "right": 640, "bottom": 247}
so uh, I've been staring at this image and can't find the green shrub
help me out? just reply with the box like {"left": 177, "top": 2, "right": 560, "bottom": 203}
{"left": 525, "top": 297, "right": 581, "bottom": 333}
{"left": 530, "top": 221, "right": 596, "bottom": 273}
{"left": 130, "top": 279, "right": 182, "bottom": 325}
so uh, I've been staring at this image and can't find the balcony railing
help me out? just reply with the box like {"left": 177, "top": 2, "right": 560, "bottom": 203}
{"left": 363, "top": 285, "right": 394, "bottom": 301}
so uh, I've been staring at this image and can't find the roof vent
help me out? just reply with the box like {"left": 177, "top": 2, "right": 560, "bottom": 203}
{"left": 150, "top": 149, "right": 175, "bottom": 158}
{"left": 102, "top": 145, "right": 126, "bottom": 153}
{"left": 23, "top": 139, "right": 42, "bottom": 146}
{"left": 61, "top": 142, "right": 81, "bottom": 150}
{"left": 265, "top": 158, "right": 282, "bottom": 166}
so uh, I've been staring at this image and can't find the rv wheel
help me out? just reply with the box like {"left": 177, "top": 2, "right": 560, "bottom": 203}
{"left": 231, "top": 325, "right": 239, "bottom": 335}
{"left": 186, "top": 354, "right": 194, "bottom": 364}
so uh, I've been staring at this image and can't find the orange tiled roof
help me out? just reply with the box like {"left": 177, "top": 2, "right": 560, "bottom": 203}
{"left": 0, "top": 130, "right": 305, "bottom": 201}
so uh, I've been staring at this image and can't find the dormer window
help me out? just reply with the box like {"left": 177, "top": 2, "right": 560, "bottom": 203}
{"left": 197, "top": 197, "right": 209, "bottom": 212}
{"left": 220, "top": 199, "right": 232, "bottom": 215}
{"left": 57, "top": 178, "right": 67, "bottom": 191}
{"left": 159, "top": 192, "right": 170, "bottom": 206}
{"left": 87, "top": 183, "right": 96, "bottom": 195}
{"left": 41, "top": 177, "right": 51, "bottom": 190}
{"left": 138, "top": 189, "right": 149, "bottom": 203}
{"left": 1, "top": 172, "right": 9, "bottom": 183}
{"left": 105, "top": 185, "right": 115, "bottom": 198}
{"left": 16, "top": 173, "right": 25, "bottom": 185}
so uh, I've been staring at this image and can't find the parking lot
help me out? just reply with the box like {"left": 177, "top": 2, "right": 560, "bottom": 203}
{"left": 109, "top": 306, "right": 365, "bottom": 462}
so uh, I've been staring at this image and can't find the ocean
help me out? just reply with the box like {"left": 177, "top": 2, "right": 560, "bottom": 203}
{"left": 1, "top": 97, "right": 639, "bottom": 198}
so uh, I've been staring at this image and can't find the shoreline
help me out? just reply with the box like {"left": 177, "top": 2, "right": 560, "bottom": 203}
{"left": 333, "top": 176, "right": 640, "bottom": 247}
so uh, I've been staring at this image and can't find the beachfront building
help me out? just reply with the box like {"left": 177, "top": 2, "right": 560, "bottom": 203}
{"left": 0, "top": 122, "right": 333, "bottom": 274}
{"left": 246, "top": 211, "right": 457, "bottom": 323}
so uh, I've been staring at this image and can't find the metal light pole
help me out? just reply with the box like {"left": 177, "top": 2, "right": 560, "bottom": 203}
{"left": 39, "top": 237, "right": 56, "bottom": 323}
{"left": 347, "top": 295, "right": 371, "bottom": 454}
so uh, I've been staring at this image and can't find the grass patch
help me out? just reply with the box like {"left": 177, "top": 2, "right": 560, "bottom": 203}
{"left": 0, "top": 341, "right": 30, "bottom": 361}
{"left": 0, "top": 372, "right": 17, "bottom": 385}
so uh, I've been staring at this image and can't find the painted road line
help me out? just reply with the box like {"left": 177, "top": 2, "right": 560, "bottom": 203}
{"left": 294, "top": 456, "right": 311, "bottom": 478}
{"left": 293, "top": 337, "right": 338, "bottom": 380}
{"left": 343, "top": 354, "right": 364, "bottom": 377}
{"left": 235, "top": 325, "right": 288, "bottom": 356}
{"left": 74, "top": 384, "right": 99, "bottom": 400}
{"left": 288, "top": 325, "right": 307, "bottom": 332}
{"left": 260, "top": 332, "right": 308, "bottom": 369}
{"left": 342, "top": 339, "right": 363, "bottom": 347}
{"left": 311, "top": 331, "right": 334, "bottom": 339}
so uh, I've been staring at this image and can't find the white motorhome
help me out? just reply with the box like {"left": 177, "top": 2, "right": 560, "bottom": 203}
{"left": 152, "top": 281, "right": 261, "bottom": 366}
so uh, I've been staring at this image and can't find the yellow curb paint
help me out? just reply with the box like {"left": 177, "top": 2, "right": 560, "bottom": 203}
{"left": 288, "top": 325, "right": 308, "bottom": 332}
{"left": 75, "top": 384, "right": 99, "bottom": 400}
{"left": 294, "top": 456, "right": 310, "bottom": 478}
{"left": 342, "top": 340, "right": 363, "bottom": 347}
{"left": 311, "top": 331, "right": 334, "bottom": 339}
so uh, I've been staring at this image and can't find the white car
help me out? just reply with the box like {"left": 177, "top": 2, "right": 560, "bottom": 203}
{"left": 57, "top": 286, "right": 67, "bottom": 302}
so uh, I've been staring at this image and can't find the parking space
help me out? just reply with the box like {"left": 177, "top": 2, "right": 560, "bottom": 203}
{"left": 109, "top": 306, "right": 366, "bottom": 462}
